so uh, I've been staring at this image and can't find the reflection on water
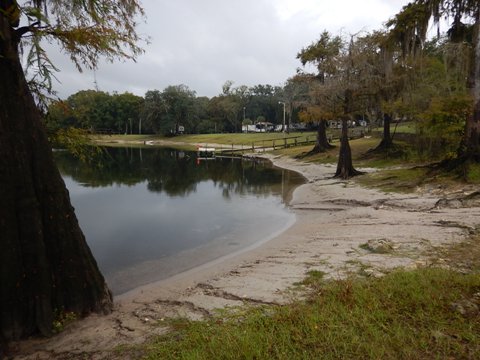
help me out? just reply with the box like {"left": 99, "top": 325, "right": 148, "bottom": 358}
{"left": 55, "top": 147, "right": 304, "bottom": 295}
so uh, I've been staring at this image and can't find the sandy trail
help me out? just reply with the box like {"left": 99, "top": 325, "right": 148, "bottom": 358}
{"left": 12, "top": 155, "right": 480, "bottom": 359}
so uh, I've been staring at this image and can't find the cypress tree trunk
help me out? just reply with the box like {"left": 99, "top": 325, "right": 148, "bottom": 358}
{"left": 371, "top": 113, "right": 393, "bottom": 152}
{"left": 334, "top": 89, "right": 362, "bottom": 179}
{"left": 0, "top": 15, "right": 112, "bottom": 344}
{"left": 334, "top": 118, "right": 363, "bottom": 179}
{"left": 462, "top": 19, "right": 480, "bottom": 161}
{"left": 309, "top": 120, "right": 334, "bottom": 154}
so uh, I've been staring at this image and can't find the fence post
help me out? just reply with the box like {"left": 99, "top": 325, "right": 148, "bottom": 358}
{"left": 273, "top": 140, "right": 275, "bottom": 150}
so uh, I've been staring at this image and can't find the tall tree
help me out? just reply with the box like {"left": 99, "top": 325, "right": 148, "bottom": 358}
{"left": 161, "top": 84, "right": 196, "bottom": 134}
{"left": 110, "top": 92, "right": 144, "bottom": 134}
{"left": 288, "top": 74, "right": 336, "bottom": 153}
{"left": 297, "top": 31, "right": 343, "bottom": 153}
{"left": 388, "top": 0, "right": 480, "bottom": 166}
{"left": 66, "top": 90, "right": 113, "bottom": 131}
{"left": 353, "top": 31, "right": 403, "bottom": 153}
{"left": 0, "top": 0, "right": 144, "bottom": 345}
{"left": 283, "top": 77, "right": 310, "bottom": 133}
{"left": 334, "top": 36, "right": 364, "bottom": 179}
{"left": 300, "top": 31, "right": 363, "bottom": 177}
{"left": 210, "top": 82, "right": 243, "bottom": 133}
{"left": 190, "top": 96, "right": 210, "bottom": 134}
{"left": 297, "top": 30, "right": 343, "bottom": 84}
{"left": 335, "top": 88, "right": 363, "bottom": 179}
{"left": 248, "top": 84, "right": 282, "bottom": 127}
{"left": 141, "top": 90, "right": 165, "bottom": 134}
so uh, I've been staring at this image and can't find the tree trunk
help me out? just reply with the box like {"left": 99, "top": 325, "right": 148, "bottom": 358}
{"left": 461, "top": 19, "right": 480, "bottom": 161}
{"left": 371, "top": 113, "right": 393, "bottom": 152}
{"left": 0, "top": 16, "right": 112, "bottom": 344}
{"left": 309, "top": 120, "right": 334, "bottom": 154}
{"left": 334, "top": 89, "right": 362, "bottom": 179}
{"left": 334, "top": 118, "right": 363, "bottom": 179}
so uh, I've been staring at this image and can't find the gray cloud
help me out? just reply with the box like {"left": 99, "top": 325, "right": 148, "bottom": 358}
{"left": 46, "top": 0, "right": 410, "bottom": 99}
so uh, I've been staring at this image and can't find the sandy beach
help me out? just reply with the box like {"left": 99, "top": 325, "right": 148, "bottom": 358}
{"left": 12, "top": 155, "right": 480, "bottom": 359}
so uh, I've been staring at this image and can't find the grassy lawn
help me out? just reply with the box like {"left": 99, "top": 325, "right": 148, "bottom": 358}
{"left": 174, "top": 132, "right": 317, "bottom": 146}
{"left": 139, "top": 267, "right": 480, "bottom": 359}
{"left": 371, "top": 121, "right": 417, "bottom": 135}
{"left": 92, "top": 132, "right": 317, "bottom": 146}
{"left": 90, "top": 134, "right": 157, "bottom": 141}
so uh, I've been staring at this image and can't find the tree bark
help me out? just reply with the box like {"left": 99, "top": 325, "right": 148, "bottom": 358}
{"left": 0, "top": 16, "right": 112, "bottom": 344}
{"left": 461, "top": 19, "right": 480, "bottom": 161}
{"left": 334, "top": 89, "right": 363, "bottom": 179}
{"left": 334, "top": 118, "right": 363, "bottom": 179}
{"left": 309, "top": 120, "right": 334, "bottom": 154}
{"left": 371, "top": 113, "right": 394, "bottom": 152}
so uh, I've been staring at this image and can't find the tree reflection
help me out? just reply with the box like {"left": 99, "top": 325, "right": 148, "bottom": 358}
{"left": 54, "top": 147, "right": 304, "bottom": 199}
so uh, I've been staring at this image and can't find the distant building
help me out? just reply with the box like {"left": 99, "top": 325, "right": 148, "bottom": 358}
{"left": 242, "top": 122, "right": 274, "bottom": 133}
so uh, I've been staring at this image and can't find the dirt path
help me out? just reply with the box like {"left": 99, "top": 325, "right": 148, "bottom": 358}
{"left": 11, "top": 155, "right": 480, "bottom": 359}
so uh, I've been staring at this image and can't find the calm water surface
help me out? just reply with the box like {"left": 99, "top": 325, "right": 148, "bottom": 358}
{"left": 55, "top": 147, "right": 304, "bottom": 295}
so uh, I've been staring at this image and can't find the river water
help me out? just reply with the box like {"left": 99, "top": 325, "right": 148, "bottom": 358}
{"left": 55, "top": 147, "right": 304, "bottom": 294}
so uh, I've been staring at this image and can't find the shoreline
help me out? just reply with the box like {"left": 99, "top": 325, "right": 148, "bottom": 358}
{"left": 116, "top": 211, "right": 297, "bottom": 303}
{"left": 12, "top": 155, "right": 480, "bottom": 359}
{"left": 116, "top": 153, "right": 309, "bottom": 303}
{"left": 115, "top": 153, "right": 303, "bottom": 300}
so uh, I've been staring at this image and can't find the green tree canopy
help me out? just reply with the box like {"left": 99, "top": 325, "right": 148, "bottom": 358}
{"left": 388, "top": 0, "right": 480, "bottom": 164}
{"left": 19, "top": 0, "right": 144, "bottom": 82}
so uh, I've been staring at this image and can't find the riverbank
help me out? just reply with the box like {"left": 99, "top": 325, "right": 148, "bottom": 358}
{"left": 11, "top": 154, "right": 480, "bottom": 359}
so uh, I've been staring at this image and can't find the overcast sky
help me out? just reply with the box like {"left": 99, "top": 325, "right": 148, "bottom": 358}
{"left": 46, "top": 0, "right": 411, "bottom": 99}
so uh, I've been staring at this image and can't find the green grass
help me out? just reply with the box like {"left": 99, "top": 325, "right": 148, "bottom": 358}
{"left": 92, "top": 133, "right": 317, "bottom": 146}
{"left": 274, "top": 136, "right": 381, "bottom": 165}
{"left": 174, "top": 132, "right": 317, "bottom": 145}
{"left": 466, "top": 162, "right": 480, "bottom": 183}
{"left": 356, "top": 167, "right": 429, "bottom": 193}
{"left": 434, "top": 233, "right": 480, "bottom": 273}
{"left": 357, "top": 160, "right": 480, "bottom": 194}
{"left": 371, "top": 121, "right": 417, "bottom": 135}
{"left": 91, "top": 134, "right": 158, "bottom": 141}
{"left": 143, "top": 268, "right": 480, "bottom": 359}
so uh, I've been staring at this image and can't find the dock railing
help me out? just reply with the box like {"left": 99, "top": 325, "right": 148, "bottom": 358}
{"left": 213, "top": 135, "right": 315, "bottom": 156}
{"left": 216, "top": 128, "right": 366, "bottom": 156}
